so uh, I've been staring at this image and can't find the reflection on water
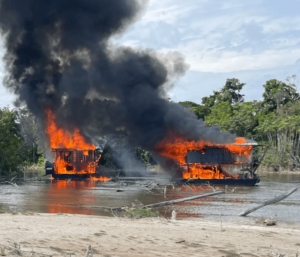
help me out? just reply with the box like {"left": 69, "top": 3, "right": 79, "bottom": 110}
{"left": 0, "top": 172, "right": 299, "bottom": 226}
{"left": 46, "top": 180, "right": 96, "bottom": 215}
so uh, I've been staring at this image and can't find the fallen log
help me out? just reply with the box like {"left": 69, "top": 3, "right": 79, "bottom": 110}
{"left": 142, "top": 190, "right": 225, "bottom": 209}
{"left": 85, "top": 245, "right": 92, "bottom": 257}
{"left": 239, "top": 187, "right": 298, "bottom": 217}
{"left": 70, "top": 191, "right": 224, "bottom": 211}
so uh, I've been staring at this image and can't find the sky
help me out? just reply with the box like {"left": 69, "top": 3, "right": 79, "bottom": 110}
{"left": 1, "top": 0, "right": 300, "bottom": 107}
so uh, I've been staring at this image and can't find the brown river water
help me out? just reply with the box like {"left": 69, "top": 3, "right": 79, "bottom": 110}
{"left": 0, "top": 173, "right": 299, "bottom": 227}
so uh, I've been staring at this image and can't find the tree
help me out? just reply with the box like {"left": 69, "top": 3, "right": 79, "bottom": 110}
{"left": 255, "top": 100, "right": 300, "bottom": 170}
{"left": 204, "top": 102, "right": 232, "bottom": 131}
{"left": 16, "top": 109, "right": 40, "bottom": 164}
{"left": 227, "top": 102, "right": 258, "bottom": 138}
{"left": 202, "top": 78, "right": 245, "bottom": 107}
{"left": 0, "top": 108, "right": 24, "bottom": 175}
{"left": 262, "top": 79, "right": 299, "bottom": 113}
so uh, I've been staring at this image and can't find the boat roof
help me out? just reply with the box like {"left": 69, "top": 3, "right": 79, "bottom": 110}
{"left": 51, "top": 148, "right": 98, "bottom": 151}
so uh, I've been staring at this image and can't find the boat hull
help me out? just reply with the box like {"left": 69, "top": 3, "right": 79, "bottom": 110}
{"left": 177, "top": 177, "right": 260, "bottom": 186}
{"left": 51, "top": 174, "right": 90, "bottom": 180}
{"left": 50, "top": 173, "right": 260, "bottom": 186}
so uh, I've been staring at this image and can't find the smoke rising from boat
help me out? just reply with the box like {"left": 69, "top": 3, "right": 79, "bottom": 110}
{"left": 0, "top": 0, "right": 236, "bottom": 170}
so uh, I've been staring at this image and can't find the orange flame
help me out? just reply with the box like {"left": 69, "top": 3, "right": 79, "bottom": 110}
{"left": 45, "top": 108, "right": 95, "bottom": 150}
{"left": 44, "top": 109, "right": 102, "bottom": 176}
{"left": 181, "top": 164, "right": 239, "bottom": 180}
{"left": 156, "top": 133, "right": 253, "bottom": 180}
{"left": 155, "top": 133, "right": 252, "bottom": 165}
{"left": 54, "top": 156, "right": 96, "bottom": 174}
{"left": 89, "top": 176, "right": 112, "bottom": 182}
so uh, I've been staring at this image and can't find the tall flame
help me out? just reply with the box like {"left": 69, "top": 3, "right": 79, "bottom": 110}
{"left": 44, "top": 109, "right": 107, "bottom": 177}
{"left": 45, "top": 108, "right": 95, "bottom": 150}
{"left": 155, "top": 133, "right": 252, "bottom": 165}
{"left": 155, "top": 132, "right": 253, "bottom": 180}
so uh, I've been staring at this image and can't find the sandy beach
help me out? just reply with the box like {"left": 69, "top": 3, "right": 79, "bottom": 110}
{"left": 0, "top": 213, "right": 299, "bottom": 256}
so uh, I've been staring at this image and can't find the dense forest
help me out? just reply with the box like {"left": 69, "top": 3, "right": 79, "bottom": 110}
{"left": 0, "top": 76, "right": 299, "bottom": 175}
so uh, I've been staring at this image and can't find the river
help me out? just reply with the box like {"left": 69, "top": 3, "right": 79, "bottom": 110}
{"left": 0, "top": 172, "right": 299, "bottom": 227}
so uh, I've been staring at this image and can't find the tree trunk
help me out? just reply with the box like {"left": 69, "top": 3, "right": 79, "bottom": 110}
{"left": 280, "top": 131, "right": 286, "bottom": 168}
{"left": 277, "top": 131, "right": 281, "bottom": 161}
{"left": 297, "top": 133, "right": 300, "bottom": 161}
{"left": 289, "top": 129, "right": 294, "bottom": 169}
{"left": 239, "top": 187, "right": 297, "bottom": 216}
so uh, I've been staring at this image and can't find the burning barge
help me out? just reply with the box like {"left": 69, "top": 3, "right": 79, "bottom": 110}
{"left": 156, "top": 136, "right": 260, "bottom": 186}
{"left": 44, "top": 106, "right": 260, "bottom": 185}
{"left": 178, "top": 144, "right": 260, "bottom": 186}
{"left": 44, "top": 109, "right": 111, "bottom": 181}
{"left": 45, "top": 137, "right": 260, "bottom": 186}
{"left": 45, "top": 148, "right": 110, "bottom": 181}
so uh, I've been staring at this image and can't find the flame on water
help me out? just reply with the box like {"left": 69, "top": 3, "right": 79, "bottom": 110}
{"left": 45, "top": 108, "right": 95, "bottom": 150}
{"left": 156, "top": 133, "right": 253, "bottom": 180}
{"left": 89, "top": 176, "right": 112, "bottom": 182}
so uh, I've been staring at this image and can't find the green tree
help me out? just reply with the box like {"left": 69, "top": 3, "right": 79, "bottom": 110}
{"left": 202, "top": 78, "right": 245, "bottom": 107}
{"left": 262, "top": 79, "right": 299, "bottom": 113}
{"left": 227, "top": 102, "right": 258, "bottom": 138}
{"left": 255, "top": 100, "right": 300, "bottom": 170}
{"left": 0, "top": 108, "right": 24, "bottom": 175}
{"left": 204, "top": 102, "right": 232, "bottom": 131}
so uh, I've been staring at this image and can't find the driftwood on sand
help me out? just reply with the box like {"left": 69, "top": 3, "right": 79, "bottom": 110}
{"left": 142, "top": 191, "right": 225, "bottom": 209}
{"left": 85, "top": 245, "right": 92, "bottom": 257}
{"left": 239, "top": 187, "right": 298, "bottom": 217}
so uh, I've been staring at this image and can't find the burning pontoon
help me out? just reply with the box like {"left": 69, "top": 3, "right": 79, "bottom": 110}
{"left": 45, "top": 148, "right": 103, "bottom": 180}
{"left": 44, "top": 109, "right": 110, "bottom": 181}
{"left": 156, "top": 135, "right": 260, "bottom": 186}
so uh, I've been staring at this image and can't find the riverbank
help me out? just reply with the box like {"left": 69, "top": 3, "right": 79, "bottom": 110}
{"left": 0, "top": 213, "right": 299, "bottom": 256}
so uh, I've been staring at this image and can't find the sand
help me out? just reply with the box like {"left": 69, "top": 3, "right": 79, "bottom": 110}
{"left": 0, "top": 213, "right": 299, "bottom": 256}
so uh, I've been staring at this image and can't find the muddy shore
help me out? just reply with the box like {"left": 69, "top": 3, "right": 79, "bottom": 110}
{"left": 0, "top": 213, "right": 299, "bottom": 256}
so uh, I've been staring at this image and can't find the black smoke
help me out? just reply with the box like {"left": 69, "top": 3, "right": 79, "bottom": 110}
{"left": 0, "top": 0, "right": 236, "bottom": 163}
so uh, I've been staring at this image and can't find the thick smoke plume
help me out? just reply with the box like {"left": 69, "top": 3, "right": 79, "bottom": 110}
{"left": 0, "top": 0, "right": 236, "bottom": 164}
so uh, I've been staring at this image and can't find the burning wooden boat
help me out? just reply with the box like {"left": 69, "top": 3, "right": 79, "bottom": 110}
{"left": 45, "top": 148, "right": 111, "bottom": 181}
{"left": 44, "top": 109, "right": 111, "bottom": 181}
{"left": 44, "top": 109, "right": 259, "bottom": 185}
{"left": 178, "top": 142, "right": 260, "bottom": 185}
{"left": 156, "top": 135, "right": 260, "bottom": 186}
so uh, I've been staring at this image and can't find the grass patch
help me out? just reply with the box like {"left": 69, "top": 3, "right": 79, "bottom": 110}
{"left": 127, "top": 208, "right": 158, "bottom": 218}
